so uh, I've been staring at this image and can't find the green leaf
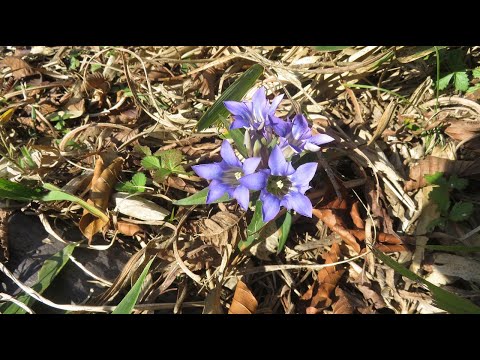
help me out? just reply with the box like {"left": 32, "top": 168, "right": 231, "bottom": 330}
{"left": 448, "top": 201, "right": 474, "bottom": 222}
{"left": 41, "top": 183, "right": 109, "bottom": 222}
{"left": 172, "top": 187, "right": 230, "bottom": 206}
{"left": 134, "top": 145, "right": 152, "bottom": 156}
{"left": 373, "top": 248, "right": 480, "bottom": 314}
{"left": 429, "top": 187, "right": 450, "bottom": 215}
{"left": 153, "top": 168, "right": 172, "bottom": 182}
{"left": 424, "top": 172, "right": 446, "bottom": 186}
{"left": 115, "top": 172, "right": 147, "bottom": 193}
{"left": 467, "top": 83, "right": 480, "bottom": 94}
{"left": 238, "top": 200, "right": 264, "bottom": 251}
{"left": 438, "top": 73, "right": 454, "bottom": 90}
{"left": 277, "top": 211, "right": 292, "bottom": 254}
{"left": 424, "top": 245, "right": 480, "bottom": 253}
{"left": 141, "top": 155, "right": 161, "bottom": 170}
{"left": 448, "top": 174, "right": 468, "bottom": 191}
{"left": 196, "top": 64, "right": 264, "bottom": 131}
{"left": 473, "top": 67, "right": 480, "bottom": 79}
{"left": 427, "top": 217, "right": 447, "bottom": 231}
{"left": 112, "top": 258, "right": 154, "bottom": 314}
{"left": 156, "top": 149, "right": 185, "bottom": 173}
{"left": 454, "top": 71, "right": 469, "bottom": 92}
{"left": 314, "top": 46, "right": 350, "bottom": 52}
{"left": 0, "top": 178, "right": 44, "bottom": 201}
{"left": 1, "top": 243, "right": 77, "bottom": 314}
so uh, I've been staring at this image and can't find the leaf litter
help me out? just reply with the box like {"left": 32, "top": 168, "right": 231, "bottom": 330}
{"left": 1, "top": 46, "right": 480, "bottom": 314}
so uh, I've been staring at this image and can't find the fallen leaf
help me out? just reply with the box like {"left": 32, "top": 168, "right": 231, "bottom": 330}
{"left": 79, "top": 156, "right": 123, "bottom": 243}
{"left": 312, "top": 208, "right": 361, "bottom": 253}
{"left": 356, "top": 284, "right": 388, "bottom": 310}
{"left": 203, "top": 283, "right": 224, "bottom": 314}
{"left": 405, "top": 156, "right": 480, "bottom": 191}
{"left": 425, "top": 253, "right": 480, "bottom": 285}
{"left": 299, "top": 243, "right": 345, "bottom": 313}
{"left": 116, "top": 221, "right": 144, "bottom": 237}
{"left": 228, "top": 280, "right": 258, "bottom": 314}
{"left": 84, "top": 72, "right": 110, "bottom": 93}
{"left": 0, "top": 56, "right": 36, "bottom": 80}
{"left": 444, "top": 118, "right": 480, "bottom": 142}
{"left": 191, "top": 211, "right": 243, "bottom": 249}
{"left": 164, "top": 176, "right": 197, "bottom": 194}
{"left": 113, "top": 193, "right": 169, "bottom": 221}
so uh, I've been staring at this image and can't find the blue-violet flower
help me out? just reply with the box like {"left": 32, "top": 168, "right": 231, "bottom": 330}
{"left": 192, "top": 140, "right": 261, "bottom": 210}
{"left": 240, "top": 145, "right": 318, "bottom": 222}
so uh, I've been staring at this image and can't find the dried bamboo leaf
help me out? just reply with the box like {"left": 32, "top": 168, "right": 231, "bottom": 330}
{"left": 79, "top": 156, "right": 123, "bottom": 243}
{"left": 228, "top": 280, "right": 258, "bottom": 314}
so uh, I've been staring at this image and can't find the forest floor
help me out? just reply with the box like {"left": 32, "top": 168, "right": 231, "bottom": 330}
{"left": 1, "top": 46, "right": 480, "bottom": 314}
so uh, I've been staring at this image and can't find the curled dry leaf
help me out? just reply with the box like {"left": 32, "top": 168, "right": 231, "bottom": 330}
{"left": 79, "top": 156, "right": 123, "bottom": 243}
{"left": 191, "top": 211, "right": 242, "bottom": 249}
{"left": 0, "top": 56, "right": 36, "bottom": 80}
{"left": 444, "top": 118, "right": 480, "bottom": 143}
{"left": 299, "top": 243, "right": 345, "bottom": 314}
{"left": 312, "top": 208, "right": 361, "bottom": 254}
{"left": 405, "top": 156, "right": 480, "bottom": 191}
{"left": 228, "top": 280, "right": 258, "bottom": 314}
{"left": 116, "top": 221, "right": 144, "bottom": 237}
{"left": 113, "top": 193, "right": 169, "bottom": 221}
{"left": 332, "top": 287, "right": 372, "bottom": 314}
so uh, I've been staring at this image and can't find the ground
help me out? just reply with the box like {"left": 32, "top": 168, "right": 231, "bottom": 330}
{"left": 0, "top": 46, "right": 480, "bottom": 314}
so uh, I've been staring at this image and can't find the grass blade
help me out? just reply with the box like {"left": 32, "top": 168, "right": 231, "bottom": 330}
{"left": 277, "top": 211, "right": 292, "bottom": 254}
{"left": 173, "top": 187, "right": 230, "bottom": 206}
{"left": 196, "top": 64, "right": 264, "bottom": 131}
{"left": 238, "top": 200, "right": 264, "bottom": 251}
{"left": 112, "top": 258, "right": 154, "bottom": 314}
{"left": 1, "top": 243, "right": 78, "bottom": 314}
{"left": 373, "top": 248, "right": 480, "bottom": 314}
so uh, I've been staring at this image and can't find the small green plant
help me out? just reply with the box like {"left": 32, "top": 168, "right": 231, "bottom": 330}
{"left": 141, "top": 148, "right": 189, "bottom": 182}
{"left": 437, "top": 48, "right": 470, "bottom": 92}
{"left": 115, "top": 172, "right": 147, "bottom": 194}
{"left": 68, "top": 50, "right": 81, "bottom": 70}
{"left": 425, "top": 172, "right": 474, "bottom": 230}
{"left": 467, "top": 67, "right": 480, "bottom": 94}
{"left": 48, "top": 112, "right": 72, "bottom": 132}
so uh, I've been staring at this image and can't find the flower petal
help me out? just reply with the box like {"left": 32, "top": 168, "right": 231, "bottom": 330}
{"left": 268, "top": 94, "right": 284, "bottom": 114}
{"left": 233, "top": 185, "right": 250, "bottom": 210}
{"left": 292, "top": 114, "right": 310, "bottom": 140}
{"left": 192, "top": 163, "right": 223, "bottom": 180}
{"left": 281, "top": 192, "right": 312, "bottom": 218}
{"left": 206, "top": 182, "right": 230, "bottom": 203}
{"left": 309, "top": 134, "right": 335, "bottom": 146}
{"left": 230, "top": 118, "right": 249, "bottom": 129}
{"left": 260, "top": 191, "right": 281, "bottom": 222}
{"left": 224, "top": 101, "right": 247, "bottom": 116}
{"left": 271, "top": 116, "right": 290, "bottom": 137}
{"left": 290, "top": 162, "right": 317, "bottom": 190}
{"left": 239, "top": 170, "right": 269, "bottom": 191}
{"left": 220, "top": 140, "right": 241, "bottom": 167}
{"left": 252, "top": 87, "right": 267, "bottom": 109}
{"left": 268, "top": 145, "right": 288, "bottom": 176}
{"left": 242, "top": 157, "right": 261, "bottom": 175}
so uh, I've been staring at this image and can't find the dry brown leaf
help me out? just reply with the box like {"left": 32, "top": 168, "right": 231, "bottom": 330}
{"left": 84, "top": 73, "right": 110, "bottom": 93}
{"left": 203, "top": 283, "right": 224, "bottom": 314}
{"left": 0, "top": 56, "right": 36, "bottom": 80}
{"left": 228, "top": 280, "right": 258, "bottom": 314}
{"left": 299, "top": 243, "right": 345, "bottom": 314}
{"left": 444, "top": 118, "right": 480, "bottom": 142}
{"left": 116, "top": 221, "right": 144, "bottom": 237}
{"left": 332, "top": 287, "right": 371, "bottom": 314}
{"left": 405, "top": 156, "right": 480, "bottom": 191}
{"left": 164, "top": 176, "right": 197, "bottom": 194}
{"left": 64, "top": 98, "right": 85, "bottom": 118}
{"left": 312, "top": 208, "right": 361, "bottom": 253}
{"left": 350, "top": 200, "right": 364, "bottom": 229}
{"left": 191, "top": 211, "right": 242, "bottom": 249}
{"left": 356, "top": 284, "right": 387, "bottom": 310}
{"left": 0, "top": 209, "right": 10, "bottom": 262}
{"left": 79, "top": 156, "right": 123, "bottom": 243}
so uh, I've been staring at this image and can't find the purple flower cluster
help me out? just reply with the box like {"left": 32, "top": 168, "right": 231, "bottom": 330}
{"left": 193, "top": 87, "right": 334, "bottom": 222}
